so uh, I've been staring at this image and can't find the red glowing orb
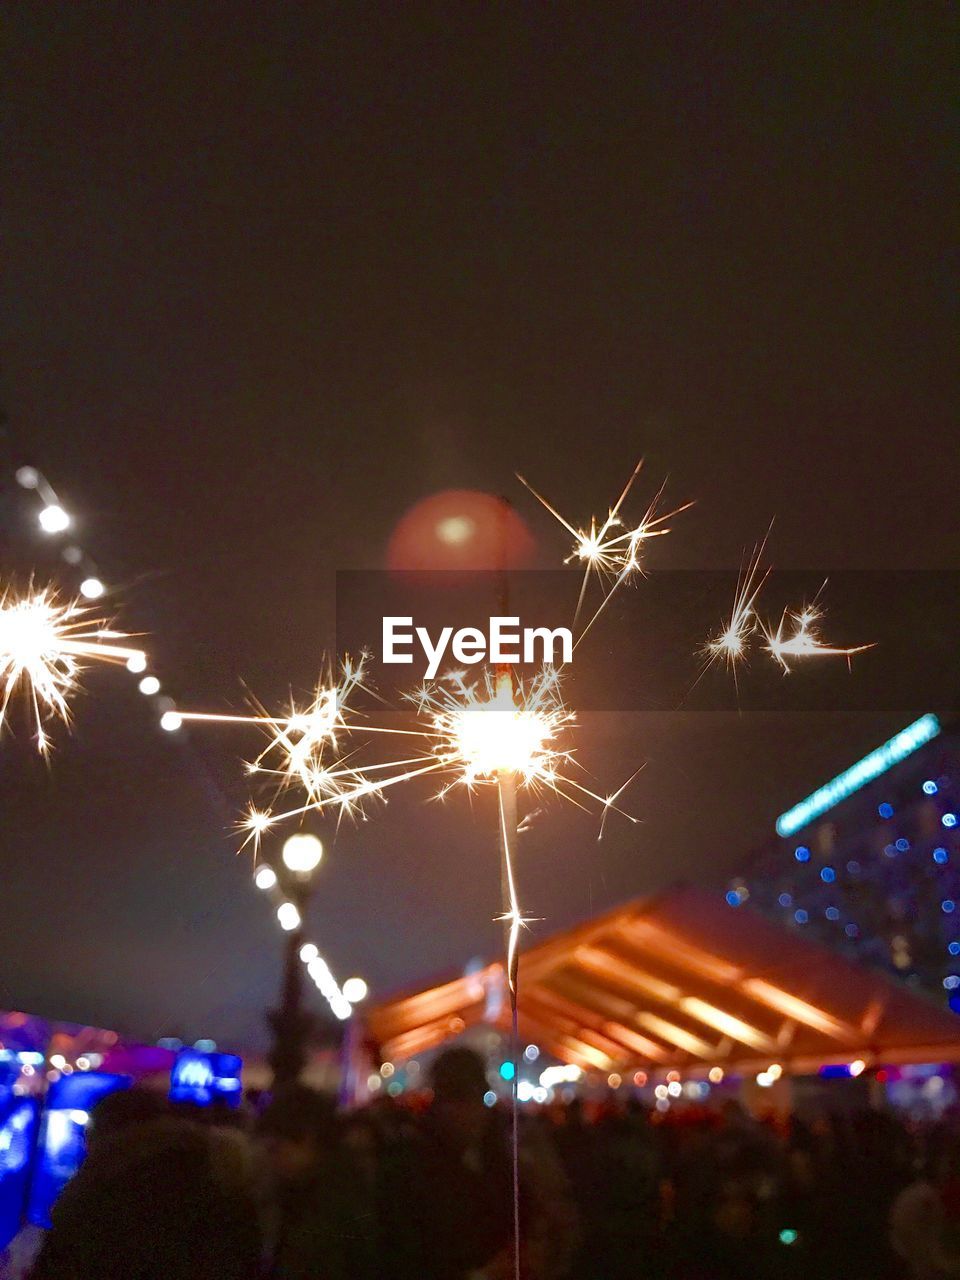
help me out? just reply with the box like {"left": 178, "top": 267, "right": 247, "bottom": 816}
{"left": 386, "top": 490, "right": 535, "bottom": 572}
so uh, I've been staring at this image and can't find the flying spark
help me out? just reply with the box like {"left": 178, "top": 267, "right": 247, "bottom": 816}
{"left": 517, "top": 460, "right": 693, "bottom": 643}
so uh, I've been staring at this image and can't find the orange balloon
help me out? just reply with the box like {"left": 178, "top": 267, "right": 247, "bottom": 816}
{"left": 386, "top": 490, "right": 535, "bottom": 572}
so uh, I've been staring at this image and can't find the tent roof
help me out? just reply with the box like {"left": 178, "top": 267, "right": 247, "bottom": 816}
{"left": 366, "top": 886, "right": 960, "bottom": 1075}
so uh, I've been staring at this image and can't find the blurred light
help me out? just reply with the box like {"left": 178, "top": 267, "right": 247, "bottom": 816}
{"left": 331, "top": 997, "right": 352, "bottom": 1021}
{"left": 483, "top": 1090, "right": 497, "bottom": 1108}
{"left": 79, "top": 577, "right": 105, "bottom": 600}
{"left": 299, "top": 942, "right": 318, "bottom": 962}
{"left": 725, "top": 890, "right": 741, "bottom": 907}
{"left": 387, "top": 1081, "right": 402, "bottom": 1097}
{"left": 776, "top": 716, "right": 941, "bottom": 836}
{"left": 849, "top": 1059, "right": 866, "bottom": 1077}
{"left": 49, "top": 1055, "right": 66, "bottom": 1070}
{"left": 756, "top": 1072, "right": 773, "bottom": 1088}
{"left": 878, "top": 803, "right": 894, "bottom": 819}
{"left": 160, "top": 711, "right": 182, "bottom": 732}
{"left": 75, "top": 1057, "right": 90, "bottom": 1071}
{"left": 138, "top": 676, "right": 160, "bottom": 696}
{"left": 924, "top": 780, "right": 939, "bottom": 795}
{"left": 254, "top": 865, "right": 277, "bottom": 890}
{"left": 499, "top": 1060, "right": 516, "bottom": 1082}
{"left": 767, "top": 1063, "right": 783, "bottom": 1080}
{"left": 884, "top": 843, "right": 897, "bottom": 858}
{"left": 276, "top": 901, "right": 301, "bottom": 931}
{"left": 845, "top": 923, "right": 860, "bottom": 938}
{"left": 517, "top": 1081, "right": 534, "bottom": 1102}
{"left": 126, "top": 653, "right": 147, "bottom": 674}
{"left": 794, "top": 846, "right": 810, "bottom": 863}
{"left": 948, "top": 942, "right": 960, "bottom": 956}
{"left": 607, "top": 1073, "right": 622, "bottom": 1089}
{"left": 667, "top": 1081, "right": 682, "bottom": 1097}
{"left": 633, "top": 1070, "right": 648, "bottom": 1087}
{"left": 282, "top": 833, "right": 323, "bottom": 874}
{"left": 846, "top": 860, "right": 861, "bottom": 874}
{"left": 934, "top": 847, "right": 949, "bottom": 865}
{"left": 943, "top": 976, "right": 959, "bottom": 990}
{"left": 820, "top": 867, "right": 835, "bottom": 883}
{"left": 825, "top": 906, "right": 840, "bottom": 921}
{"left": 15, "top": 466, "right": 39, "bottom": 489}
{"left": 895, "top": 837, "right": 910, "bottom": 852}
{"left": 708, "top": 1067, "right": 724, "bottom": 1084}
{"left": 654, "top": 1084, "right": 668, "bottom": 1100}
{"left": 778, "top": 893, "right": 793, "bottom": 908}
{"left": 943, "top": 813, "right": 958, "bottom": 829}
{"left": 533, "top": 1086, "right": 548, "bottom": 1104}
{"left": 942, "top": 900, "right": 956, "bottom": 914}
{"left": 523, "top": 1044, "right": 539, "bottom": 1062}
{"left": 342, "top": 977, "right": 368, "bottom": 1003}
{"left": 780, "top": 1229, "right": 799, "bottom": 1245}
{"left": 38, "top": 504, "right": 70, "bottom": 534}
{"left": 666, "top": 1070, "right": 680, "bottom": 1082}
{"left": 794, "top": 909, "right": 808, "bottom": 924}
{"left": 62, "top": 545, "right": 83, "bottom": 565}
{"left": 380, "top": 1062, "right": 395, "bottom": 1078}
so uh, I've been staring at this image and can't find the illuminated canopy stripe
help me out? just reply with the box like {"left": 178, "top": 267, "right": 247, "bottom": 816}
{"left": 775, "top": 714, "right": 941, "bottom": 837}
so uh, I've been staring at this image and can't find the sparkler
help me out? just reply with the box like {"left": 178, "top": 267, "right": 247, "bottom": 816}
{"left": 764, "top": 601, "right": 875, "bottom": 672}
{"left": 0, "top": 585, "right": 145, "bottom": 752}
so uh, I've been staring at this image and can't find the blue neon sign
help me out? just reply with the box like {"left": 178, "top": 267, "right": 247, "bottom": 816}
{"left": 776, "top": 714, "right": 941, "bottom": 838}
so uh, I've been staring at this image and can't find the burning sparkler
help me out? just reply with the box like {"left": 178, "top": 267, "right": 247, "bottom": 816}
{"left": 0, "top": 585, "right": 145, "bottom": 752}
{"left": 764, "top": 600, "right": 875, "bottom": 672}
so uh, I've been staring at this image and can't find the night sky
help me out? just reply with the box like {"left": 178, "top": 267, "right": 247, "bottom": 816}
{"left": 1, "top": 6, "right": 956, "bottom": 1052}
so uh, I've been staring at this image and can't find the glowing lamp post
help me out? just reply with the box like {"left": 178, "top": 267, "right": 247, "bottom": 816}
{"left": 267, "top": 833, "right": 324, "bottom": 1087}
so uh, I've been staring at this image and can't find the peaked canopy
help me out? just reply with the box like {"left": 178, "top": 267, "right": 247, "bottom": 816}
{"left": 366, "top": 886, "right": 960, "bottom": 1075}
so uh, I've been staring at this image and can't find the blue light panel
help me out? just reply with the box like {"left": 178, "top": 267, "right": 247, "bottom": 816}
{"left": 775, "top": 714, "right": 941, "bottom": 838}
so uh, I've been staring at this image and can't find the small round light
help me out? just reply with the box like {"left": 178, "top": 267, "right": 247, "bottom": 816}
{"left": 923, "top": 780, "right": 939, "bottom": 796}
{"left": 126, "top": 653, "right": 147, "bottom": 674}
{"left": 139, "top": 676, "right": 160, "bottom": 696}
{"left": 949, "top": 942, "right": 960, "bottom": 957}
{"left": 820, "top": 866, "right": 835, "bottom": 883}
{"left": 634, "top": 1070, "right": 648, "bottom": 1087}
{"left": 825, "top": 906, "right": 840, "bottom": 921}
{"left": 38, "top": 504, "right": 70, "bottom": 533}
{"left": 254, "top": 865, "right": 277, "bottom": 890}
{"left": 943, "top": 813, "right": 958, "bottom": 829}
{"left": 380, "top": 1062, "right": 395, "bottom": 1078}
{"left": 708, "top": 1066, "right": 724, "bottom": 1084}
{"left": 878, "top": 802, "right": 894, "bottom": 819}
{"left": 607, "top": 1072, "right": 622, "bottom": 1089}
{"left": 483, "top": 1089, "right": 497, "bottom": 1107}
{"left": 895, "top": 837, "right": 910, "bottom": 853}
{"left": 343, "top": 977, "right": 368, "bottom": 1003}
{"left": 277, "top": 901, "right": 301, "bottom": 931}
{"left": 523, "top": 1044, "right": 540, "bottom": 1062}
{"left": 667, "top": 1080, "right": 682, "bottom": 1097}
{"left": 942, "top": 899, "right": 956, "bottom": 914}
{"left": 160, "top": 711, "right": 182, "bottom": 732}
{"left": 778, "top": 892, "right": 792, "bottom": 908}
{"left": 794, "top": 909, "right": 808, "bottom": 924}
{"left": 79, "top": 577, "right": 105, "bottom": 600}
{"left": 282, "top": 833, "right": 323, "bottom": 874}
{"left": 15, "top": 466, "right": 39, "bottom": 489}
{"left": 299, "top": 942, "right": 318, "bottom": 962}
{"left": 845, "top": 922, "right": 859, "bottom": 938}
{"left": 934, "top": 847, "right": 949, "bottom": 865}
{"left": 794, "top": 846, "right": 810, "bottom": 863}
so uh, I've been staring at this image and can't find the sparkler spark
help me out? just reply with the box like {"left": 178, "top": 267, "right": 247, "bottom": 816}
{"left": 517, "top": 460, "right": 693, "bottom": 643}
{"left": 703, "top": 538, "right": 771, "bottom": 682}
{"left": 764, "top": 602, "right": 875, "bottom": 672}
{"left": 0, "top": 586, "right": 145, "bottom": 752}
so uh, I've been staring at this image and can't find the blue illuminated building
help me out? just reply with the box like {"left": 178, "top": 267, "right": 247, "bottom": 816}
{"left": 169, "top": 1049, "right": 242, "bottom": 1107}
{"left": 27, "top": 1071, "right": 131, "bottom": 1229}
{"left": 730, "top": 715, "right": 960, "bottom": 1006}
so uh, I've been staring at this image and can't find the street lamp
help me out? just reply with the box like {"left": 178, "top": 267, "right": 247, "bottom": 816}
{"left": 266, "top": 833, "right": 324, "bottom": 1087}
{"left": 281, "top": 832, "right": 324, "bottom": 875}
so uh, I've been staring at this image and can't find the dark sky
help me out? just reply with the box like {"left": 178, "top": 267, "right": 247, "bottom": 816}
{"left": 1, "top": 5, "right": 956, "bottom": 1052}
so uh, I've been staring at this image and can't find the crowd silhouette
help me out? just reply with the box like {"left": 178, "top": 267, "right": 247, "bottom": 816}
{"left": 6, "top": 1047, "right": 959, "bottom": 1279}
